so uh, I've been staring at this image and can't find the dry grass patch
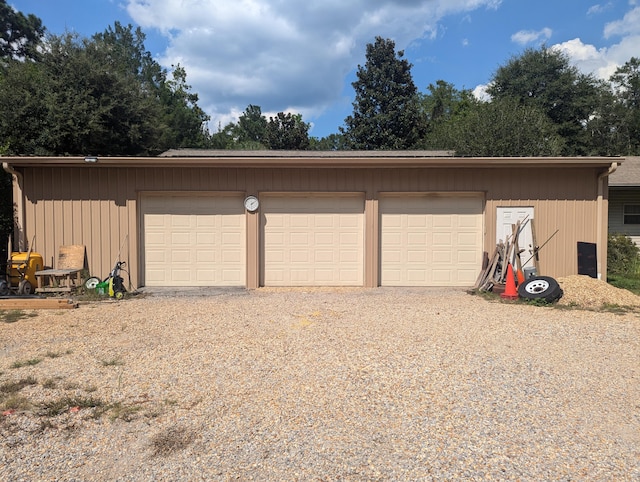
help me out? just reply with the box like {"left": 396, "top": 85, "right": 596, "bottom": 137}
{"left": 0, "top": 310, "right": 38, "bottom": 323}
{"left": 39, "top": 396, "right": 105, "bottom": 417}
{"left": 10, "top": 358, "right": 42, "bottom": 369}
{"left": 150, "top": 425, "right": 197, "bottom": 457}
{"left": 0, "top": 376, "right": 38, "bottom": 395}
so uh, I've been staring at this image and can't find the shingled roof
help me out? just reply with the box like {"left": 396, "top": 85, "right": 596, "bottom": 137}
{"left": 610, "top": 156, "right": 640, "bottom": 187}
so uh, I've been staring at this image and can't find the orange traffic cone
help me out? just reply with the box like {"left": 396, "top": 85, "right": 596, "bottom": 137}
{"left": 516, "top": 269, "right": 525, "bottom": 285}
{"left": 501, "top": 263, "right": 519, "bottom": 300}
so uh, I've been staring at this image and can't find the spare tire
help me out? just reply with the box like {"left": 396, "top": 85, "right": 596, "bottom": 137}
{"left": 517, "top": 276, "right": 563, "bottom": 303}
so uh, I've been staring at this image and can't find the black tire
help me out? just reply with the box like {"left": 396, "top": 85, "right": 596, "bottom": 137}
{"left": 0, "top": 280, "right": 9, "bottom": 296}
{"left": 517, "top": 276, "right": 563, "bottom": 303}
{"left": 18, "top": 280, "right": 33, "bottom": 296}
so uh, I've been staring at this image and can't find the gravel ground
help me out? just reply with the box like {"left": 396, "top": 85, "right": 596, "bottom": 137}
{"left": 1, "top": 283, "right": 639, "bottom": 480}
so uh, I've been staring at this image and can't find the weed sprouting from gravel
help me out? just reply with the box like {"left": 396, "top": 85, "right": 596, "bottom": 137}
{"left": 599, "top": 303, "right": 637, "bottom": 314}
{"left": 10, "top": 358, "right": 42, "bottom": 369}
{"left": 39, "top": 396, "right": 104, "bottom": 417}
{"left": 101, "top": 357, "right": 124, "bottom": 367}
{"left": 0, "top": 310, "right": 38, "bottom": 323}
{"left": 0, "top": 376, "right": 38, "bottom": 394}
{"left": 42, "top": 378, "right": 59, "bottom": 389}
{"left": 1, "top": 394, "right": 32, "bottom": 411}
{"left": 107, "top": 402, "right": 143, "bottom": 422}
{"left": 150, "top": 425, "right": 197, "bottom": 456}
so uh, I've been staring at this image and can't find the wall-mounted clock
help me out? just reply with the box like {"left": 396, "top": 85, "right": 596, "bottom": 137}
{"left": 244, "top": 195, "right": 259, "bottom": 212}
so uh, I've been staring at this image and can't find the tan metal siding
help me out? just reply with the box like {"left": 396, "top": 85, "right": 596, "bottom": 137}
{"left": 17, "top": 165, "right": 604, "bottom": 288}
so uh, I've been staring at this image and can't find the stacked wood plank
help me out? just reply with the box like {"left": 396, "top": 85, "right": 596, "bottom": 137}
{"left": 0, "top": 298, "right": 78, "bottom": 309}
{"left": 475, "top": 219, "right": 530, "bottom": 292}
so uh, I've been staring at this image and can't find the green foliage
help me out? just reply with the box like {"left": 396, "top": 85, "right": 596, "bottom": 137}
{"left": 607, "top": 234, "right": 640, "bottom": 276}
{"left": 425, "top": 97, "right": 565, "bottom": 156}
{"left": 487, "top": 46, "right": 601, "bottom": 155}
{"left": 0, "top": 21, "right": 210, "bottom": 156}
{"left": 235, "top": 104, "right": 267, "bottom": 145}
{"left": 594, "top": 57, "right": 640, "bottom": 156}
{"left": 265, "top": 112, "right": 310, "bottom": 149}
{"left": 309, "top": 133, "right": 348, "bottom": 150}
{"left": 209, "top": 105, "right": 310, "bottom": 150}
{"left": 342, "top": 37, "right": 426, "bottom": 149}
{"left": 418, "top": 80, "right": 475, "bottom": 125}
{"left": 606, "top": 274, "right": 640, "bottom": 295}
{"left": 0, "top": 0, "right": 44, "bottom": 61}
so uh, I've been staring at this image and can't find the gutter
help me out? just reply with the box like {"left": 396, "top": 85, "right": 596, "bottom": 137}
{"left": 2, "top": 162, "right": 25, "bottom": 250}
{"left": 596, "top": 162, "right": 619, "bottom": 280}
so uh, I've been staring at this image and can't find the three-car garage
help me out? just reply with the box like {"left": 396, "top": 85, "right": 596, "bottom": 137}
{"left": 5, "top": 152, "right": 618, "bottom": 288}
{"left": 140, "top": 189, "right": 484, "bottom": 288}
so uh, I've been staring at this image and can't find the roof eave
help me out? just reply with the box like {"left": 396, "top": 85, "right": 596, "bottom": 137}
{"left": 1, "top": 155, "right": 624, "bottom": 169}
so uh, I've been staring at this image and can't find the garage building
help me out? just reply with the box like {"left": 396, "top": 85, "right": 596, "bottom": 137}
{"left": 3, "top": 151, "right": 620, "bottom": 289}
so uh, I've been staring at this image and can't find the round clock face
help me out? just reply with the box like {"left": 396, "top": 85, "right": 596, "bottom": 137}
{"left": 244, "top": 195, "right": 259, "bottom": 212}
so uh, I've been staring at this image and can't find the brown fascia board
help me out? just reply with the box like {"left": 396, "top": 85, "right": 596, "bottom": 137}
{"left": 2, "top": 153, "right": 623, "bottom": 169}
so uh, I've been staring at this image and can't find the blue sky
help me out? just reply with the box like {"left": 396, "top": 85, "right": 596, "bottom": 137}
{"left": 9, "top": 0, "right": 640, "bottom": 138}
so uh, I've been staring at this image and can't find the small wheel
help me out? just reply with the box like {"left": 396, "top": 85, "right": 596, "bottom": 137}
{"left": 517, "top": 276, "right": 563, "bottom": 302}
{"left": 85, "top": 277, "right": 101, "bottom": 289}
{"left": 18, "top": 280, "right": 33, "bottom": 296}
{"left": 0, "top": 280, "right": 9, "bottom": 296}
{"left": 114, "top": 290, "right": 125, "bottom": 300}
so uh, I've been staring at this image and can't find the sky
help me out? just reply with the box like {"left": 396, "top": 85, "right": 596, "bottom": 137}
{"left": 9, "top": 0, "right": 640, "bottom": 139}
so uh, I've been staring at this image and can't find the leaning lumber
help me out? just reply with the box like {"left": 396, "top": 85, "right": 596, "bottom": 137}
{"left": 0, "top": 298, "right": 78, "bottom": 310}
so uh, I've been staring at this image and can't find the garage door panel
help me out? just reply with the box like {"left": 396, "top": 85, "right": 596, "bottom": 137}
{"left": 407, "top": 250, "right": 426, "bottom": 263}
{"left": 291, "top": 250, "right": 310, "bottom": 263}
{"left": 316, "top": 250, "right": 334, "bottom": 263}
{"left": 380, "top": 195, "right": 483, "bottom": 287}
{"left": 171, "top": 233, "right": 191, "bottom": 245}
{"left": 143, "top": 194, "right": 245, "bottom": 287}
{"left": 262, "top": 194, "right": 364, "bottom": 286}
{"left": 432, "top": 233, "right": 452, "bottom": 245}
{"left": 197, "top": 250, "right": 216, "bottom": 263}
{"left": 340, "top": 250, "right": 359, "bottom": 263}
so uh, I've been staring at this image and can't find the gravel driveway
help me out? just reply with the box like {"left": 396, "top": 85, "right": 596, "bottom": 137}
{"left": 1, "top": 287, "right": 639, "bottom": 480}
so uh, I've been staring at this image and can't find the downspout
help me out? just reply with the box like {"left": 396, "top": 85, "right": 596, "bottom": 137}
{"left": 2, "top": 162, "right": 25, "bottom": 251}
{"left": 596, "top": 162, "right": 618, "bottom": 280}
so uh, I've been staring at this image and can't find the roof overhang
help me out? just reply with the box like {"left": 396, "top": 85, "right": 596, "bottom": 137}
{"left": 2, "top": 151, "right": 624, "bottom": 169}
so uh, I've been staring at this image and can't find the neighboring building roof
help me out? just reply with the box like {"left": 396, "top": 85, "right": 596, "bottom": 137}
{"left": 609, "top": 156, "right": 640, "bottom": 187}
{"left": 159, "top": 149, "right": 456, "bottom": 158}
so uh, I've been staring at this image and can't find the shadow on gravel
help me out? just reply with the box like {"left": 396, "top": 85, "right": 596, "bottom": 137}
{"left": 137, "top": 286, "right": 250, "bottom": 298}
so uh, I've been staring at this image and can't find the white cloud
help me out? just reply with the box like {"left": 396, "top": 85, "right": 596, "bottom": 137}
{"left": 511, "top": 27, "right": 552, "bottom": 45}
{"left": 604, "top": 6, "right": 640, "bottom": 38}
{"left": 125, "top": 0, "right": 505, "bottom": 130}
{"left": 554, "top": 35, "right": 640, "bottom": 80}
{"left": 552, "top": 4, "right": 640, "bottom": 82}
{"left": 473, "top": 84, "right": 491, "bottom": 101}
{"left": 587, "top": 3, "right": 613, "bottom": 16}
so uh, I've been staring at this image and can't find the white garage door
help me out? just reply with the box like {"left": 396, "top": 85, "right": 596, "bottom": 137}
{"left": 262, "top": 194, "right": 364, "bottom": 286}
{"left": 380, "top": 194, "right": 483, "bottom": 286}
{"left": 142, "top": 194, "right": 245, "bottom": 286}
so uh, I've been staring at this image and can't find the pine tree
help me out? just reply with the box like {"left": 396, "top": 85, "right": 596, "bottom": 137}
{"left": 341, "top": 37, "right": 425, "bottom": 150}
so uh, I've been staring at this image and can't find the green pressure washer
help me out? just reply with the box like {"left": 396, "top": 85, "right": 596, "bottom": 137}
{"left": 85, "top": 237, "right": 128, "bottom": 300}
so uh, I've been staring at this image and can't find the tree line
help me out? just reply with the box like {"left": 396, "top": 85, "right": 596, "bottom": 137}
{"left": 2, "top": 3, "right": 639, "bottom": 157}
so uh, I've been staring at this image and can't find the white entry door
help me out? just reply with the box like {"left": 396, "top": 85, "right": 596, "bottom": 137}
{"left": 496, "top": 207, "right": 534, "bottom": 268}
